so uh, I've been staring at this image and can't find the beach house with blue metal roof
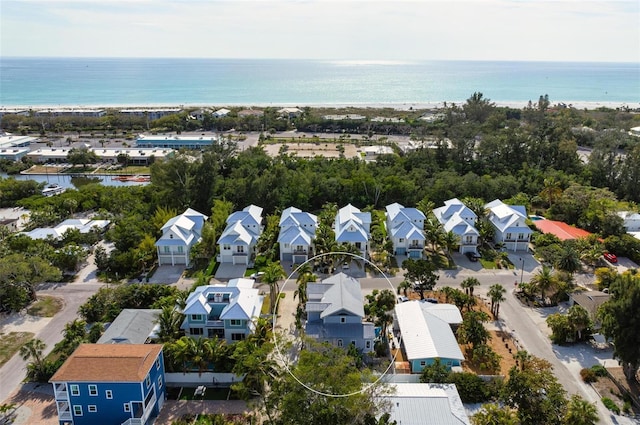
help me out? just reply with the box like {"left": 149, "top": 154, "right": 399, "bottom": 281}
{"left": 433, "top": 198, "right": 480, "bottom": 254}
{"left": 218, "top": 205, "right": 263, "bottom": 265}
{"left": 50, "top": 344, "right": 165, "bottom": 425}
{"left": 305, "top": 273, "right": 375, "bottom": 352}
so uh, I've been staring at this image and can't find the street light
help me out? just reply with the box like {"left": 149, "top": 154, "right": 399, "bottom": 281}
{"left": 519, "top": 257, "right": 525, "bottom": 286}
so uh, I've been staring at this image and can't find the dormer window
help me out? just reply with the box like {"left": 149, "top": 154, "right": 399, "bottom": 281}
{"left": 169, "top": 234, "right": 173, "bottom": 239}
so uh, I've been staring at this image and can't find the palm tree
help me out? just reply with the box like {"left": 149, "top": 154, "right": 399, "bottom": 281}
{"left": 530, "top": 266, "right": 557, "bottom": 304}
{"left": 155, "top": 306, "right": 183, "bottom": 343}
{"left": 488, "top": 284, "right": 507, "bottom": 319}
{"left": 424, "top": 218, "right": 445, "bottom": 253}
{"left": 19, "top": 338, "right": 46, "bottom": 369}
{"left": 442, "top": 231, "right": 459, "bottom": 259}
{"left": 556, "top": 245, "right": 581, "bottom": 275}
{"left": 190, "top": 337, "right": 213, "bottom": 376}
{"left": 461, "top": 277, "right": 481, "bottom": 297}
{"left": 564, "top": 394, "right": 598, "bottom": 425}
{"left": 471, "top": 403, "right": 519, "bottom": 425}
{"left": 293, "top": 262, "right": 315, "bottom": 305}
{"left": 397, "top": 279, "right": 412, "bottom": 296}
{"left": 165, "top": 337, "right": 193, "bottom": 373}
{"left": 567, "top": 305, "right": 591, "bottom": 341}
{"left": 262, "top": 261, "right": 286, "bottom": 314}
{"left": 539, "top": 177, "right": 563, "bottom": 207}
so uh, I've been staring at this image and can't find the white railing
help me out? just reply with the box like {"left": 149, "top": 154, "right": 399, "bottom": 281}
{"left": 59, "top": 410, "right": 72, "bottom": 421}
{"left": 121, "top": 419, "right": 142, "bottom": 425}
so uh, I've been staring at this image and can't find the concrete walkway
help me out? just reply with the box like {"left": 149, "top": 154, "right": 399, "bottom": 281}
{"left": 154, "top": 399, "right": 250, "bottom": 424}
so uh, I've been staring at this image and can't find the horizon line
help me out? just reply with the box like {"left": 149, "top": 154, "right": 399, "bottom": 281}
{"left": 2, "top": 56, "right": 639, "bottom": 65}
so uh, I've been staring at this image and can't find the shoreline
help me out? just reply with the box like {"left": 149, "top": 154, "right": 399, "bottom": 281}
{"left": 2, "top": 100, "right": 639, "bottom": 112}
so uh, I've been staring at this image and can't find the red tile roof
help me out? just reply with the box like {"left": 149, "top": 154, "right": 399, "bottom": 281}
{"left": 534, "top": 219, "right": 592, "bottom": 240}
{"left": 50, "top": 344, "right": 162, "bottom": 383}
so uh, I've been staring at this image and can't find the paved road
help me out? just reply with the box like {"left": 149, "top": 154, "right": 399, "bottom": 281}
{"left": 0, "top": 275, "right": 103, "bottom": 404}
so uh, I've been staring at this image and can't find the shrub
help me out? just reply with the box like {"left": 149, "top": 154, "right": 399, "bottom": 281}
{"left": 580, "top": 368, "right": 597, "bottom": 383}
{"left": 447, "top": 372, "right": 493, "bottom": 403}
{"left": 602, "top": 397, "right": 621, "bottom": 414}
{"left": 623, "top": 401, "right": 631, "bottom": 414}
{"left": 590, "top": 364, "right": 608, "bottom": 377}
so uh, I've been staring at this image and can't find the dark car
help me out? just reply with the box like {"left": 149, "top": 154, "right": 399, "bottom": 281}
{"left": 603, "top": 252, "right": 618, "bottom": 263}
{"left": 465, "top": 252, "right": 481, "bottom": 262}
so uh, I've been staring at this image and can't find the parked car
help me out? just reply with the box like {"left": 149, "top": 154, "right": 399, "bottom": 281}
{"left": 424, "top": 298, "right": 438, "bottom": 304}
{"left": 465, "top": 252, "right": 482, "bottom": 262}
{"left": 397, "top": 296, "right": 409, "bottom": 303}
{"left": 603, "top": 252, "right": 618, "bottom": 263}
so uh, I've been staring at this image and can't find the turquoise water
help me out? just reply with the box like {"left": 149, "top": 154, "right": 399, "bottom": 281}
{"left": 1, "top": 58, "right": 639, "bottom": 106}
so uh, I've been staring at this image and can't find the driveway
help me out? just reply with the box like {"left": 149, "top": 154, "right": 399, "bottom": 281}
{"left": 215, "top": 263, "right": 247, "bottom": 281}
{"left": 147, "top": 265, "right": 185, "bottom": 284}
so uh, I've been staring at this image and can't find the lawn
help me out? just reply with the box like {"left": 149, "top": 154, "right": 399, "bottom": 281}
{"left": 0, "top": 332, "right": 34, "bottom": 367}
{"left": 100, "top": 165, "right": 151, "bottom": 175}
{"left": 26, "top": 295, "right": 64, "bottom": 317}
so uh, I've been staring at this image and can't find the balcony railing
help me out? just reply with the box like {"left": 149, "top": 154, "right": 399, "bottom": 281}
{"left": 407, "top": 245, "right": 424, "bottom": 250}
{"left": 58, "top": 409, "right": 72, "bottom": 421}
{"left": 121, "top": 419, "right": 143, "bottom": 425}
{"left": 232, "top": 252, "right": 248, "bottom": 256}
{"left": 206, "top": 319, "right": 224, "bottom": 327}
{"left": 54, "top": 384, "right": 68, "bottom": 399}
{"left": 292, "top": 248, "right": 308, "bottom": 254}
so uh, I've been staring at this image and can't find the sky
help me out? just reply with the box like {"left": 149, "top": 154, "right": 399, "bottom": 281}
{"left": 1, "top": 0, "right": 639, "bottom": 62}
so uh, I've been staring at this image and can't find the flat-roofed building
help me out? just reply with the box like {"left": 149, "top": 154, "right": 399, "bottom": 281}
{"left": 93, "top": 147, "right": 175, "bottom": 165}
{"left": 119, "top": 108, "right": 182, "bottom": 120}
{"left": 34, "top": 109, "right": 106, "bottom": 117}
{"left": 136, "top": 134, "right": 218, "bottom": 149}
{"left": 0, "top": 133, "right": 37, "bottom": 148}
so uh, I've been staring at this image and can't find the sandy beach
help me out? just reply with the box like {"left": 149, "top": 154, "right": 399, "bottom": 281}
{"left": 2, "top": 100, "right": 639, "bottom": 112}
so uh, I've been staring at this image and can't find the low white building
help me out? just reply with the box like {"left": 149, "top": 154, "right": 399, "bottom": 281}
{"left": 23, "top": 219, "right": 111, "bottom": 240}
{"left": 618, "top": 211, "right": 640, "bottom": 232}
{"left": 384, "top": 383, "right": 470, "bottom": 425}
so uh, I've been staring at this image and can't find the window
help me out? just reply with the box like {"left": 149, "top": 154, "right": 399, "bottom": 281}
{"left": 158, "top": 375, "right": 163, "bottom": 388}
{"left": 355, "top": 242, "right": 362, "bottom": 249}
{"left": 340, "top": 317, "right": 346, "bottom": 323}
{"left": 420, "top": 361, "right": 426, "bottom": 367}
{"left": 230, "top": 319, "right": 240, "bottom": 326}
{"left": 191, "top": 328, "right": 203, "bottom": 336}
{"left": 88, "top": 405, "right": 97, "bottom": 413}
{"left": 177, "top": 246, "right": 184, "bottom": 254}
{"left": 88, "top": 385, "right": 97, "bottom": 396}
{"left": 73, "top": 405, "right": 83, "bottom": 416}
{"left": 237, "top": 246, "right": 244, "bottom": 253}
{"left": 155, "top": 357, "right": 161, "bottom": 370}
{"left": 284, "top": 243, "right": 289, "bottom": 248}
{"left": 365, "top": 341, "right": 371, "bottom": 350}
{"left": 145, "top": 375, "right": 151, "bottom": 388}
{"left": 465, "top": 236, "right": 473, "bottom": 244}
{"left": 231, "top": 333, "right": 245, "bottom": 341}
{"left": 518, "top": 233, "right": 525, "bottom": 240}
{"left": 70, "top": 385, "right": 79, "bottom": 396}
{"left": 505, "top": 233, "right": 512, "bottom": 240}
{"left": 124, "top": 403, "right": 131, "bottom": 413}
{"left": 337, "top": 339, "right": 343, "bottom": 347}
{"left": 106, "top": 390, "right": 113, "bottom": 399}
{"left": 399, "top": 238, "right": 404, "bottom": 243}
{"left": 191, "top": 314, "right": 203, "bottom": 321}
{"left": 163, "top": 246, "right": 170, "bottom": 253}
{"left": 351, "top": 340, "right": 356, "bottom": 346}
{"left": 223, "top": 244, "right": 230, "bottom": 250}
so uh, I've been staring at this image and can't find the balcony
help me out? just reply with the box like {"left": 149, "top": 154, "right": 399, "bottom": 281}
{"left": 53, "top": 384, "right": 68, "bottom": 399}
{"left": 206, "top": 319, "right": 224, "bottom": 327}
{"left": 292, "top": 247, "right": 308, "bottom": 254}
{"left": 232, "top": 252, "right": 248, "bottom": 257}
{"left": 407, "top": 244, "right": 424, "bottom": 251}
{"left": 56, "top": 401, "right": 72, "bottom": 421}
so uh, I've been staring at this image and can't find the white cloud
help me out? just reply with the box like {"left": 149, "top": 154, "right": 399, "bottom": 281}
{"left": 0, "top": 0, "right": 638, "bottom": 61}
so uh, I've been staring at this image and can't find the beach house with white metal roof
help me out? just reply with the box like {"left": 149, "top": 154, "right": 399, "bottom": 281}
{"left": 180, "top": 278, "right": 263, "bottom": 342}
{"left": 484, "top": 199, "right": 532, "bottom": 251}
{"left": 384, "top": 383, "right": 470, "bottom": 425}
{"left": 433, "top": 198, "right": 480, "bottom": 254}
{"left": 385, "top": 202, "right": 425, "bottom": 258}
{"left": 218, "top": 205, "right": 263, "bottom": 265}
{"left": 334, "top": 204, "right": 371, "bottom": 258}
{"left": 394, "top": 301, "right": 464, "bottom": 373}
{"left": 155, "top": 208, "right": 208, "bottom": 266}
{"left": 278, "top": 206, "right": 317, "bottom": 264}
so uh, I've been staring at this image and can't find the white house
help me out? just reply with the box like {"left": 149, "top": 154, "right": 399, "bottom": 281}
{"left": 180, "top": 278, "right": 264, "bottom": 343}
{"left": 155, "top": 208, "right": 208, "bottom": 266}
{"left": 217, "top": 205, "right": 263, "bottom": 265}
{"left": 23, "top": 218, "right": 111, "bottom": 240}
{"left": 334, "top": 204, "right": 371, "bottom": 258}
{"left": 394, "top": 301, "right": 464, "bottom": 374}
{"left": 278, "top": 107, "right": 303, "bottom": 119}
{"left": 385, "top": 203, "right": 425, "bottom": 258}
{"left": 618, "top": 211, "right": 640, "bottom": 232}
{"left": 432, "top": 198, "right": 479, "bottom": 254}
{"left": 213, "top": 108, "right": 231, "bottom": 118}
{"left": 278, "top": 207, "right": 318, "bottom": 264}
{"left": 384, "top": 383, "right": 470, "bottom": 425}
{"left": 484, "top": 199, "right": 532, "bottom": 252}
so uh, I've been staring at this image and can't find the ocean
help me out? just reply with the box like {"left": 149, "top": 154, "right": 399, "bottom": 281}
{"left": 0, "top": 58, "right": 639, "bottom": 108}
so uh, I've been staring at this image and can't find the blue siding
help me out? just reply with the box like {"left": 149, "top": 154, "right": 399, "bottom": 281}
{"left": 410, "top": 357, "right": 462, "bottom": 374}
{"left": 396, "top": 247, "right": 407, "bottom": 255}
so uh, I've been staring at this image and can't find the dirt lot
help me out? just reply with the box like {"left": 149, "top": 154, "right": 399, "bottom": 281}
{"left": 262, "top": 142, "right": 361, "bottom": 159}
{"left": 591, "top": 367, "right": 640, "bottom": 415}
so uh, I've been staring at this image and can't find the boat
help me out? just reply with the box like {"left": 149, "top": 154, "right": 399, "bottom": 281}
{"left": 41, "top": 184, "right": 66, "bottom": 197}
{"left": 111, "top": 175, "right": 151, "bottom": 182}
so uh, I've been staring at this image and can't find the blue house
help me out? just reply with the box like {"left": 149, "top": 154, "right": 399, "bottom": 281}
{"left": 305, "top": 273, "right": 375, "bottom": 352}
{"left": 385, "top": 202, "right": 426, "bottom": 258}
{"left": 180, "top": 278, "right": 264, "bottom": 342}
{"left": 50, "top": 344, "right": 165, "bottom": 425}
{"left": 155, "top": 208, "right": 208, "bottom": 266}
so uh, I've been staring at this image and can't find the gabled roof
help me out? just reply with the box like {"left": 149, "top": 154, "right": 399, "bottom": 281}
{"left": 386, "top": 203, "right": 425, "bottom": 223}
{"left": 389, "top": 221, "right": 426, "bottom": 241}
{"left": 218, "top": 220, "right": 256, "bottom": 246}
{"left": 97, "top": 309, "right": 161, "bottom": 345}
{"left": 336, "top": 204, "right": 371, "bottom": 228}
{"left": 278, "top": 225, "right": 313, "bottom": 245}
{"left": 305, "top": 273, "right": 365, "bottom": 318}
{"left": 23, "top": 219, "right": 111, "bottom": 240}
{"left": 433, "top": 198, "right": 476, "bottom": 225}
{"left": 484, "top": 199, "right": 530, "bottom": 233}
{"left": 335, "top": 218, "right": 369, "bottom": 243}
{"left": 156, "top": 208, "right": 207, "bottom": 247}
{"left": 50, "top": 344, "right": 163, "bottom": 383}
{"left": 442, "top": 214, "right": 480, "bottom": 236}
{"left": 182, "top": 279, "right": 262, "bottom": 321}
{"left": 419, "top": 303, "right": 463, "bottom": 325}
{"left": 226, "top": 204, "right": 263, "bottom": 229}
{"left": 220, "top": 287, "right": 263, "bottom": 321}
{"left": 395, "top": 301, "right": 464, "bottom": 362}
{"left": 279, "top": 206, "right": 317, "bottom": 228}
